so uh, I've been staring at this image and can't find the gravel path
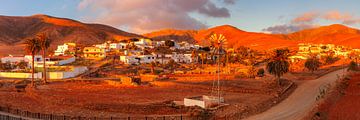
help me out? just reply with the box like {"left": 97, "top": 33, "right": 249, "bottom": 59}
{"left": 244, "top": 68, "right": 347, "bottom": 120}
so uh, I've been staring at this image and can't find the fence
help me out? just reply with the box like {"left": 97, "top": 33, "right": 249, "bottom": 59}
{"left": 0, "top": 114, "right": 25, "bottom": 120}
{"left": 0, "top": 106, "right": 196, "bottom": 120}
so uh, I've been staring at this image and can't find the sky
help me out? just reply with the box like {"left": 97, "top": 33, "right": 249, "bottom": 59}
{"left": 0, "top": 0, "right": 360, "bottom": 34}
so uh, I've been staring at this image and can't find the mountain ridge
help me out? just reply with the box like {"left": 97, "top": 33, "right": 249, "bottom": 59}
{"left": 1, "top": 14, "right": 360, "bottom": 56}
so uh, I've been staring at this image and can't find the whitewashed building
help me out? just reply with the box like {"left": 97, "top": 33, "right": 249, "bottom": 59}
{"left": 172, "top": 53, "right": 193, "bottom": 63}
{"left": 120, "top": 54, "right": 157, "bottom": 64}
{"left": 54, "top": 43, "right": 76, "bottom": 56}
{"left": 134, "top": 39, "right": 152, "bottom": 46}
{"left": 110, "top": 43, "right": 127, "bottom": 50}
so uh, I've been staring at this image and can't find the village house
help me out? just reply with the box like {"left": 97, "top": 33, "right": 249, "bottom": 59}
{"left": 34, "top": 56, "right": 76, "bottom": 67}
{"left": 1, "top": 55, "right": 29, "bottom": 64}
{"left": 134, "top": 38, "right": 152, "bottom": 46}
{"left": 83, "top": 47, "right": 107, "bottom": 59}
{"left": 172, "top": 52, "right": 193, "bottom": 63}
{"left": 290, "top": 43, "right": 352, "bottom": 62}
{"left": 94, "top": 41, "right": 112, "bottom": 52}
{"left": 54, "top": 43, "right": 76, "bottom": 56}
{"left": 120, "top": 54, "right": 157, "bottom": 64}
{"left": 109, "top": 43, "right": 127, "bottom": 50}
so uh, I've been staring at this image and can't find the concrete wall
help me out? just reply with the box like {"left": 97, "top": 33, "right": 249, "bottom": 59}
{"left": 0, "top": 72, "right": 42, "bottom": 79}
{"left": 184, "top": 97, "right": 206, "bottom": 108}
{"left": 47, "top": 66, "right": 88, "bottom": 79}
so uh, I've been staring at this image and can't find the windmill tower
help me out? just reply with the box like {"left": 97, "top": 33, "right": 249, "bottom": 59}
{"left": 209, "top": 33, "right": 228, "bottom": 104}
{"left": 183, "top": 33, "right": 228, "bottom": 109}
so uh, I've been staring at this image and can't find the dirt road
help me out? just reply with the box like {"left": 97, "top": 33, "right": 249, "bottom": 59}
{"left": 244, "top": 69, "right": 347, "bottom": 120}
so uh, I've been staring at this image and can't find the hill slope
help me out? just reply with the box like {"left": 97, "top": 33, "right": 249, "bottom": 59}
{"left": 0, "top": 14, "right": 141, "bottom": 55}
{"left": 145, "top": 24, "right": 360, "bottom": 50}
{"left": 284, "top": 24, "right": 360, "bottom": 48}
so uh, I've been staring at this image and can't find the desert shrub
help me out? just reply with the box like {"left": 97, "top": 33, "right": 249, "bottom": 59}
{"left": 247, "top": 66, "right": 257, "bottom": 78}
{"left": 324, "top": 56, "right": 340, "bottom": 65}
{"left": 257, "top": 68, "right": 265, "bottom": 77}
{"left": 348, "top": 61, "right": 359, "bottom": 71}
{"left": 305, "top": 58, "right": 322, "bottom": 73}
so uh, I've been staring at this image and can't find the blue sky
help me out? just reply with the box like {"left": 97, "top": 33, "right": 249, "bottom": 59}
{"left": 0, "top": 0, "right": 359, "bottom": 33}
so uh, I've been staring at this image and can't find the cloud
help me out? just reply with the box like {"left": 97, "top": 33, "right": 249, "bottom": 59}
{"left": 291, "top": 12, "right": 319, "bottom": 24}
{"left": 198, "top": 2, "right": 230, "bottom": 18}
{"left": 263, "top": 10, "right": 360, "bottom": 34}
{"left": 78, "top": 0, "right": 232, "bottom": 33}
{"left": 323, "top": 11, "right": 360, "bottom": 25}
{"left": 222, "top": 0, "right": 236, "bottom": 4}
{"left": 262, "top": 24, "right": 317, "bottom": 34}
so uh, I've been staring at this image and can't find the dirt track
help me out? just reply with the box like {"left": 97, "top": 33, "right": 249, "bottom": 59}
{"left": 244, "top": 69, "right": 347, "bottom": 120}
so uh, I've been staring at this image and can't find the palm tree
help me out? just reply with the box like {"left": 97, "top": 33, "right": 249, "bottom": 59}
{"left": 150, "top": 61, "right": 156, "bottom": 74}
{"left": 200, "top": 52, "right": 207, "bottom": 68}
{"left": 305, "top": 57, "right": 321, "bottom": 74}
{"left": 37, "top": 33, "right": 51, "bottom": 84}
{"left": 191, "top": 50, "right": 198, "bottom": 67}
{"left": 266, "top": 49, "right": 290, "bottom": 86}
{"left": 24, "top": 37, "right": 40, "bottom": 87}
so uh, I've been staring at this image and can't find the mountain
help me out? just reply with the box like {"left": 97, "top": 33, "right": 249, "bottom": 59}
{"left": 143, "top": 29, "right": 198, "bottom": 43}
{"left": 284, "top": 24, "right": 360, "bottom": 48}
{"left": 145, "top": 24, "right": 360, "bottom": 51}
{"left": 1, "top": 14, "right": 360, "bottom": 56}
{"left": 0, "top": 14, "right": 142, "bottom": 56}
{"left": 193, "top": 25, "right": 296, "bottom": 50}
{"left": 145, "top": 25, "right": 297, "bottom": 51}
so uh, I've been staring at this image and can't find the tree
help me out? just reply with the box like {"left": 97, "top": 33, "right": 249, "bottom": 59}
{"left": 266, "top": 49, "right": 290, "bottom": 85}
{"left": 150, "top": 61, "right": 156, "bottom": 74}
{"left": 17, "top": 60, "right": 28, "bottom": 69}
{"left": 155, "top": 46, "right": 168, "bottom": 65}
{"left": 200, "top": 52, "right": 208, "bottom": 68}
{"left": 305, "top": 57, "right": 321, "bottom": 73}
{"left": 24, "top": 37, "right": 40, "bottom": 87}
{"left": 348, "top": 61, "right": 358, "bottom": 71}
{"left": 191, "top": 50, "right": 198, "bottom": 66}
{"left": 247, "top": 66, "right": 257, "bottom": 78}
{"left": 257, "top": 68, "right": 265, "bottom": 77}
{"left": 165, "top": 40, "right": 175, "bottom": 47}
{"left": 37, "top": 33, "right": 51, "bottom": 84}
{"left": 165, "top": 59, "right": 177, "bottom": 73}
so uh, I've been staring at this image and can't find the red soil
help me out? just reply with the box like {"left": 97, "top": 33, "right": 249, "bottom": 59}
{"left": 327, "top": 74, "right": 360, "bottom": 120}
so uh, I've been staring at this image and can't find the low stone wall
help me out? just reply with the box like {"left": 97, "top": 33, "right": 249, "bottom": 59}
{"left": 0, "top": 72, "right": 42, "bottom": 79}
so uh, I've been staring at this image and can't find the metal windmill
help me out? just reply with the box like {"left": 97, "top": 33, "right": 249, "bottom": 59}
{"left": 209, "top": 33, "right": 228, "bottom": 103}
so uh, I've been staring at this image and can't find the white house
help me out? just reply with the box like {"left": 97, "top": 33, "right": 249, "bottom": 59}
{"left": 54, "top": 43, "right": 76, "bottom": 56}
{"left": 172, "top": 53, "right": 193, "bottom": 63}
{"left": 95, "top": 42, "right": 111, "bottom": 52}
{"left": 138, "top": 55, "right": 156, "bottom": 64}
{"left": 120, "top": 54, "right": 156, "bottom": 64}
{"left": 110, "top": 43, "right": 127, "bottom": 50}
{"left": 1, "top": 55, "right": 43, "bottom": 68}
{"left": 34, "top": 56, "right": 76, "bottom": 67}
{"left": 120, "top": 55, "right": 138, "bottom": 64}
{"left": 1, "top": 55, "right": 28, "bottom": 63}
{"left": 134, "top": 38, "right": 152, "bottom": 46}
